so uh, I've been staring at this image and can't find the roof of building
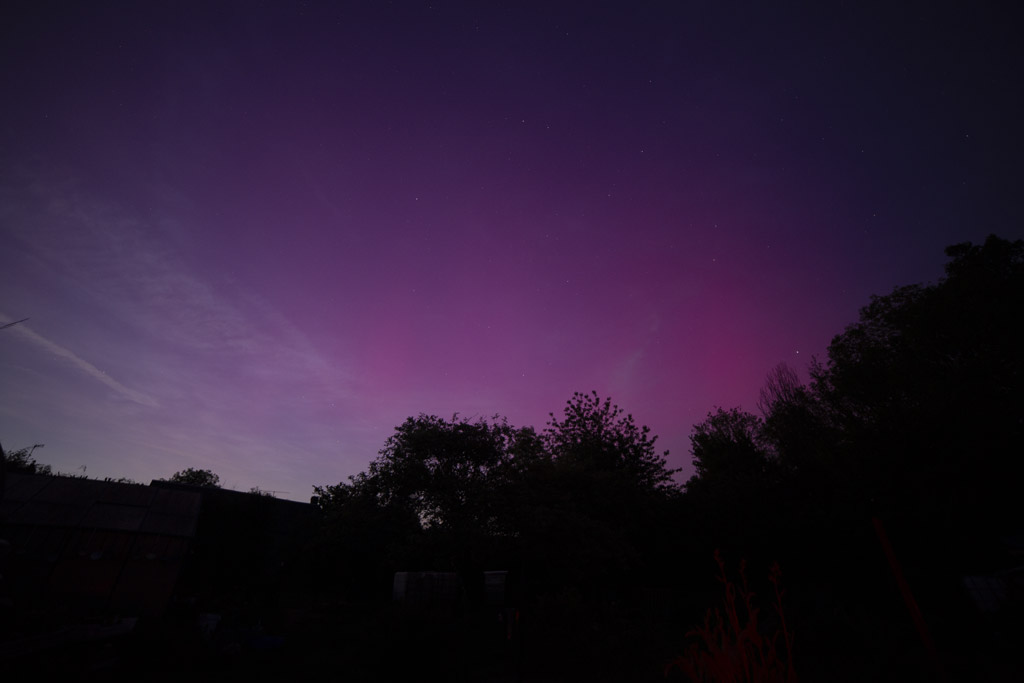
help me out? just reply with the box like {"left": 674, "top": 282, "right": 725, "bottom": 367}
{"left": 2, "top": 473, "right": 201, "bottom": 537}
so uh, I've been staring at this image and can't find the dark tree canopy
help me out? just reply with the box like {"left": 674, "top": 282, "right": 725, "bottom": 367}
{"left": 543, "top": 391, "right": 679, "bottom": 494}
{"left": 311, "top": 395, "right": 681, "bottom": 607}
{"left": 812, "top": 235, "right": 1024, "bottom": 428}
{"left": 685, "top": 234, "right": 1024, "bottom": 531}
{"left": 756, "top": 363, "right": 802, "bottom": 418}
{"left": 168, "top": 467, "right": 221, "bottom": 488}
{"left": 686, "top": 407, "right": 771, "bottom": 498}
{"left": 368, "top": 414, "right": 539, "bottom": 536}
{"left": 809, "top": 235, "right": 1024, "bottom": 523}
{"left": 1, "top": 445, "right": 52, "bottom": 476}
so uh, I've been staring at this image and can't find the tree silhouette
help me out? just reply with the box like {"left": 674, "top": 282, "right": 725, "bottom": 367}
{"left": 0, "top": 445, "right": 51, "bottom": 475}
{"left": 167, "top": 467, "right": 221, "bottom": 487}
{"left": 686, "top": 235, "right": 1024, "bottom": 529}
{"left": 687, "top": 407, "right": 770, "bottom": 496}
{"left": 544, "top": 390, "right": 679, "bottom": 494}
{"left": 808, "top": 234, "right": 1024, "bottom": 526}
{"left": 363, "top": 413, "right": 534, "bottom": 535}
{"left": 679, "top": 236, "right": 1024, "bottom": 682}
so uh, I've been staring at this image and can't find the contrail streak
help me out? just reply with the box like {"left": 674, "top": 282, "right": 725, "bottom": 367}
{"left": 0, "top": 314, "right": 158, "bottom": 408}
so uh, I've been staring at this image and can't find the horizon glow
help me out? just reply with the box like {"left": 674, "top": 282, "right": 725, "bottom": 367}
{"left": 2, "top": 2, "right": 1021, "bottom": 499}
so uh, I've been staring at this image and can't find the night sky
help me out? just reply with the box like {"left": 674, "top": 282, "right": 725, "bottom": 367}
{"left": 2, "top": 1, "right": 1022, "bottom": 499}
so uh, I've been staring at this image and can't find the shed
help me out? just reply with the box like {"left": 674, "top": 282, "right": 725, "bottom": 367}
{"left": 0, "top": 472, "right": 200, "bottom": 620}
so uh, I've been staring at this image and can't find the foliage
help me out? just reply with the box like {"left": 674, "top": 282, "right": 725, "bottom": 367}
{"left": 811, "top": 235, "right": 1023, "bottom": 436}
{"left": 756, "top": 365, "right": 837, "bottom": 482}
{"left": 667, "top": 552, "right": 796, "bottom": 683}
{"left": 1, "top": 445, "right": 52, "bottom": 475}
{"left": 363, "top": 413, "right": 538, "bottom": 536}
{"left": 310, "top": 415, "right": 539, "bottom": 598}
{"left": 677, "top": 235, "right": 1024, "bottom": 680}
{"left": 310, "top": 470, "right": 423, "bottom": 601}
{"left": 807, "top": 235, "right": 1024, "bottom": 522}
{"left": 167, "top": 467, "right": 221, "bottom": 487}
{"left": 101, "top": 475, "right": 139, "bottom": 484}
{"left": 755, "top": 364, "right": 802, "bottom": 419}
{"left": 686, "top": 235, "right": 1024, "bottom": 522}
{"left": 544, "top": 390, "right": 680, "bottom": 494}
{"left": 0, "top": 447, "right": 141, "bottom": 484}
{"left": 312, "top": 395, "right": 683, "bottom": 611}
{"left": 686, "top": 408, "right": 772, "bottom": 499}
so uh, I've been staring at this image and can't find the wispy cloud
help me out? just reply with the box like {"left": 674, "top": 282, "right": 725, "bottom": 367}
{"left": 4, "top": 168, "right": 357, "bottom": 416}
{"left": 0, "top": 168, "right": 369, "bottom": 495}
{"left": 0, "top": 313, "right": 159, "bottom": 407}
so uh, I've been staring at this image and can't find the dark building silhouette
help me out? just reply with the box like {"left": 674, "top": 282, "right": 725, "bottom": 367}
{"left": 0, "top": 473, "right": 317, "bottom": 669}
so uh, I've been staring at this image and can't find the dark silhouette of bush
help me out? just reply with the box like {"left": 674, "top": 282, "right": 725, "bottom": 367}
{"left": 167, "top": 467, "right": 221, "bottom": 488}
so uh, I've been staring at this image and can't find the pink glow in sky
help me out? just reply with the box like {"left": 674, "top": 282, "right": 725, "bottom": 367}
{"left": 2, "top": 2, "right": 1022, "bottom": 499}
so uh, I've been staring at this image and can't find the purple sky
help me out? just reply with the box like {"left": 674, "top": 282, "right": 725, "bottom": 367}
{"left": 2, "top": 2, "right": 1022, "bottom": 499}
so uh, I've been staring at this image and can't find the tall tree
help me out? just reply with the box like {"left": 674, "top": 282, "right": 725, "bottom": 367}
{"left": 365, "top": 413, "right": 536, "bottom": 536}
{"left": 809, "top": 235, "right": 1024, "bottom": 525}
{"left": 168, "top": 467, "right": 221, "bottom": 487}
{"left": 311, "top": 470, "right": 422, "bottom": 601}
{"left": 533, "top": 392, "right": 681, "bottom": 599}
{"left": 686, "top": 407, "right": 772, "bottom": 499}
{"left": 314, "top": 413, "right": 543, "bottom": 585}
{"left": 543, "top": 391, "right": 679, "bottom": 494}
{"left": 757, "top": 364, "right": 836, "bottom": 480}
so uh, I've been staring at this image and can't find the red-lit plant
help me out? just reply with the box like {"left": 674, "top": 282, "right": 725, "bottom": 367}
{"left": 667, "top": 550, "right": 796, "bottom": 683}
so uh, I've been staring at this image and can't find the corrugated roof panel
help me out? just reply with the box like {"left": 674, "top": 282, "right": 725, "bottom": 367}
{"left": 149, "top": 487, "right": 202, "bottom": 517}
{"left": 30, "top": 476, "right": 103, "bottom": 504}
{"left": 0, "top": 499, "right": 23, "bottom": 520}
{"left": 9, "top": 500, "right": 90, "bottom": 527}
{"left": 2, "top": 472, "right": 52, "bottom": 502}
{"left": 140, "top": 510, "right": 197, "bottom": 537}
{"left": 2, "top": 475, "right": 201, "bottom": 536}
{"left": 82, "top": 502, "right": 148, "bottom": 531}
{"left": 97, "top": 482, "right": 155, "bottom": 507}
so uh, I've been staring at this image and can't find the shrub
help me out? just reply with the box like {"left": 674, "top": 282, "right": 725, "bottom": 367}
{"left": 667, "top": 550, "right": 796, "bottom": 682}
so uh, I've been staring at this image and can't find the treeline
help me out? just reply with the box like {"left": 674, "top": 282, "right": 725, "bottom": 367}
{"left": 3, "top": 235, "right": 1020, "bottom": 680}
{"left": 310, "top": 391, "right": 678, "bottom": 586}
{"left": 0, "top": 445, "right": 140, "bottom": 483}
{"left": 678, "top": 235, "right": 1024, "bottom": 680}
{"left": 690, "top": 234, "right": 1023, "bottom": 537}
{"left": 303, "top": 393, "right": 686, "bottom": 679}
{"left": 300, "top": 235, "right": 1022, "bottom": 681}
